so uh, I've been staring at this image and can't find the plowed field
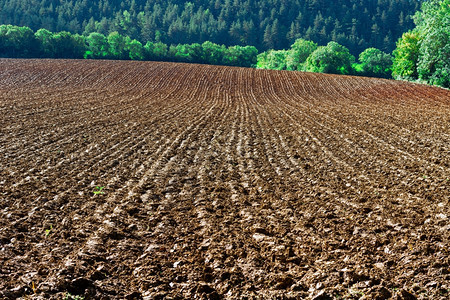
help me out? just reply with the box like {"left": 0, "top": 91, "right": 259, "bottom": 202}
{"left": 0, "top": 59, "right": 449, "bottom": 299}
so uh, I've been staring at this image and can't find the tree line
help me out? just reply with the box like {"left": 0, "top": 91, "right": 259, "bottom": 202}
{"left": 0, "top": 1, "right": 447, "bottom": 87}
{"left": 257, "top": 39, "right": 393, "bottom": 79}
{"left": 0, "top": 25, "right": 257, "bottom": 67}
{"left": 0, "top": 0, "right": 420, "bottom": 55}
{"left": 0, "top": 24, "right": 393, "bottom": 77}
{"left": 258, "top": 0, "right": 449, "bottom": 87}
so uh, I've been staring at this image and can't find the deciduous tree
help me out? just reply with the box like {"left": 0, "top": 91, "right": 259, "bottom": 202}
{"left": 357, "top": 47, "right": 393, "bottom": 78}
{"left": 392, "top": 31, "right": 420, "bottom": 79}
{"left": 304, "top": 41, "right": 355, "bottom": 75}
{"left": 85, "top": 32, "right": 109, "bottom": 59}
{"left": 286, "top": 39, "right": 318, "bottom": 71}
{"left": 416, "top": 0, "right": 449, "bottom": 87}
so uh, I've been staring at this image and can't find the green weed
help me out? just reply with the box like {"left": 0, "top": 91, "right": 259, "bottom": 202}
{"left": 93, "top": 186, "right": 105, "bottom": 195}
{"left": 64, "top": 293, "right": 85, "bottom": 300}
{"left": 44, "top": 225, "right": 53, "bottom": 238}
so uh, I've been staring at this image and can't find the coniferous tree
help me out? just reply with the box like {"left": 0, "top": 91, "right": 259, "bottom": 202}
{"left": 0, "top": 0, "right": 421, "bottom": 55}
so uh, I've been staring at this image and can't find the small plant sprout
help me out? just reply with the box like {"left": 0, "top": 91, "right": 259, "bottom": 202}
{"left": 64, "top": 293, "right": 85, "bottom": 300}
{"left": 93, "top": 186, "right": 105, "bottom": 195}
{"left": 45, "top": 225, "right": 53, "bottom": 237}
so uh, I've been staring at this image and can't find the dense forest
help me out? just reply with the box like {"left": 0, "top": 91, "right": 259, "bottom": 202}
{"left": 0, "top": 0, "right": 421, "bottom": 55}
{"left": 0, "top": 0, "right": 447, "bottom": 87}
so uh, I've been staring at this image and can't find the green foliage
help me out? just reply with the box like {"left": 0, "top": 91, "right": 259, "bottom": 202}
{"left": 0, "top": 0, "right": 421, "bottom": 55}
{"left": 357, "top": 48, "right": 393, "bottom": 78}
{"left": 85, "top": 32, "right": 109, "bottom": 59}
{"left": 0, "top": 25, "right": 38, "bottom": 57}
{"left": 170, "top": 44, "right": 196, "bottom": 62}
{"left": 393, "top": 0, "right": 449, "bottom": 87}
{"left": 107, "top": 31, "right": 130, "bottom": 60}
{"left": 304, "top": 42, "right": 355, "bottom": 75}
{"left": 35, "top": 28, "right": 54, "bottom": 57}
{"left": 0, "top": 23, "right": 257, "bottom": 67}
{"left": 256, "top": 39, "right": 395, "bottom": 79}
{"left": 162, "top": 42, "right": 257, "bottom": 67}
{"left": 286, "top": 39, "right": 318, "bottom": 71}
{"left": 127, "top": 39, "right": 144, "bottom": 60}
{"left": 55, "top": 32, "right": 85, "bottom": 59}
{"left": 44, "top": 225, "right": 53, "bottom": 237}
{"left": 64, "top": 293, "right": 85, "bottom": 300}
{"left": 201, "top": 41, "right": 226, "bottom": 65}
{"left": 144, "top": 41, "right": 168, "bottom": 61}
{"left": 257, "top": 50, "right": 290, "bottom": 70}
{"left": 93, "top": 186, "right": 105, "bottom": 195}
{"left": 392, "top": 31, "right": 421, "bottom": 79}
{"left": 416, "top": 0, "right": 450, "bottom": 87}
{"left": 223, "top": 45, "right": 258, "bottom": 68}
{"left": 35, "top": 29, "right": 85, "bottom": 58}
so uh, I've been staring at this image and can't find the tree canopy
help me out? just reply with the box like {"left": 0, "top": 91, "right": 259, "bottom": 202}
{"left": 393, "top": 0, "right": 449, "bottom": 87}
{"left": 392, "top": 31, "right": 421, "bottom": 79}
{"left": 0, "top": 25, "right": 259, "bottom": 68}
{"left": 304, "top": 41, "right": 355, "bottom": 75}
{"left": 415, "top": 0, "right": 450, "bottom": 87}
{"left": 285, "top": 39, "right": 318, "bottom": 71}
{"left": 358, "top": 48, "right": 393, "bottom": 78}
{"left": 0, "top": 25, "right": 37, "bottom": 57}
{"left": 0, "top": 0, "right": 421, "bottom": 55}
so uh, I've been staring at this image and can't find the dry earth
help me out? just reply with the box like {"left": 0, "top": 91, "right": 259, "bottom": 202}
{"left": 0, "top": 59, "right": 449, "bottom": 299}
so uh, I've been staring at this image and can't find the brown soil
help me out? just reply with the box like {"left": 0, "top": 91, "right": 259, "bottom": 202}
{"left": 0, "top": 59, "right": 449, "bottom": 300}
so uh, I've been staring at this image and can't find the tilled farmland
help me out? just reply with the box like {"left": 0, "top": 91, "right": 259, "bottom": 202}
{"left": 0, "top": 59, "right": 449, "bottom": 299}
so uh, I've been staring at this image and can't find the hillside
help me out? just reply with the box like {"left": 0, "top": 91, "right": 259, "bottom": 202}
{"left": 0, "top": 0, "right": 421, "bottom": 54}
{"left": 0, "top": 59, "right": 449, "bottom": 299}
